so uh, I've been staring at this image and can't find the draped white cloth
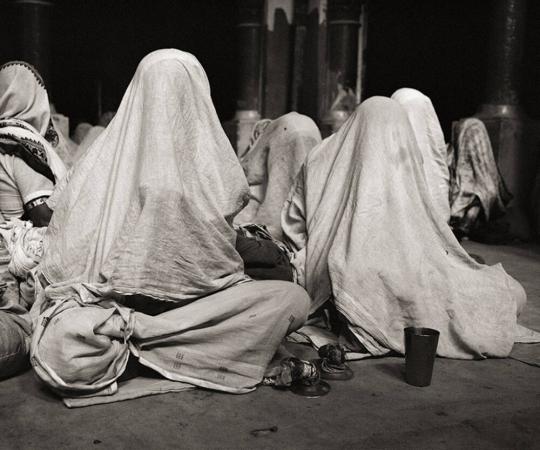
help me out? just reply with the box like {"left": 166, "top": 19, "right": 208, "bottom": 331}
{"left": 0, "top": 62, "right": 51, "bottom": 137}
{"left": 70, "top": 125, "right": 105, "bottom": 166}
{"left": 38, "top": 49, "right": 251, "bottom": 308}
{"left": 0, "top": 120, "right": 66, "bottom": 183}
{"left": 449, "top": 117, "right": 510, "bottom": 226}
{"left": 392, "top": 88, "right": 450, "bottom": 222}
{"left": 282, "top": 97, "right": 527, "bottom": 359}
{"left": 0, "top": 62, "right": 67, "bottom": 180}
{"left": 236, "top": 112, "right": 321, "bottom": 240}
{"left": 29, "top": 50, "right": 311, "bottom": 402}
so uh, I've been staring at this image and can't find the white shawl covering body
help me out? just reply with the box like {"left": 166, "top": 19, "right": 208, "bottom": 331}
{"left": 282, "top": 97, "right": 526, "bottom": 359}
{"left": 392, "top": 88, "right": 450, "bottom": 222}
{"left": 236, "top": 112, "right": 321, "bottom": 240}
{"left": 37, "top": 49, "right": 251, "bottom": 308}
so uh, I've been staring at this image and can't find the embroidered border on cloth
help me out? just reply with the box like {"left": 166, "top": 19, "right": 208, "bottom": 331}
{"left": 0, "top": 123, "right": 55, "bottom": 183}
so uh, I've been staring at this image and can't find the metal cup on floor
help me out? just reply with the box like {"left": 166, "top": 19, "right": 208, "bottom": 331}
{"left": 404, "top": 327, "right": 440, "bottom": 387}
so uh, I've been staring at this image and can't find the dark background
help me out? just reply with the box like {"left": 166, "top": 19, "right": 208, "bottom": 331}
{"left": 0, "top": 0, "right": 538, "bottom": 138}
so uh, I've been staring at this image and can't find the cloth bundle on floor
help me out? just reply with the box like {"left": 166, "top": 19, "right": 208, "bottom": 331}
{"left": 236, "top": 112, "right": 321, "bottom": 241}
{"left": 282, "top": 97, "right": 527, "bottom": 359}
{"left": 0, "top": 219, "right": 46, "bottom": 278}
{"left": 30, "top": 49, "right": 310, "bottom": 402}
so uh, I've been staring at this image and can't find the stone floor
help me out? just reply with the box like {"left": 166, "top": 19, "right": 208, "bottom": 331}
{"left": 1, "top": 241, "right": 539, "bottom": 449}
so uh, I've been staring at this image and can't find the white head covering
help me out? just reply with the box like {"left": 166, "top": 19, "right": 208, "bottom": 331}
{"left": 450, "top": 117, "right": 510, "bottom": 224}
{"left": 0, "top": 61, "right": 50, "bottom": 136}
{"left": 40, "top": 49, "right": 251, "bottom": 304}
{"left": 282, "top": 97, "right": 525, "bottom": 359}
{"left": 236, "top": 112, "right": 321, "bottom": 240}
{"left": 391, "top": 88, "right": 450, "bottom": 222}
{"left": 73, "top": 122, "right": 92, "bottom": 145}
{"left": 0, "top": 62, "right": 66, "bottom": 181}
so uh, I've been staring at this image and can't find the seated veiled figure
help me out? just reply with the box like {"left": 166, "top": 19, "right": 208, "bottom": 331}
{"left": 282, "top": 96, "right": 531, "bottom": 360}
{"left": 73, "top": 122, "right": 92, "bottom": 145}
{"left": 28, "top": 49, "right": 310, "bottom": 404}
{"left": 70, "top": 125, "right": 105, "bottom": 165}
{"left": 0, "top": 61, "right": 66, "bottom": 380}
{"left": 392, "top": 88, "right": 450, "bottom": 223}
{"left": 235, "top": 112, "right": 321, "bottom": 241}
{"left": 449, "top": 117, "right": 515, "bottom": 241}
{"left": 392, "top": 88, "right": 520, "bottom": 243}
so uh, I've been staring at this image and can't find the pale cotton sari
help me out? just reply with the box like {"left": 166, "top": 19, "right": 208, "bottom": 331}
{"left": 39, "top": 50, "right": 251, "bottom": 303}
{"left": 0, "top": 61, "right": 65, "bottom": 380}
{"left": 449, "top": 117, "right": 511, "bottom": 235}
{"left": 282, "top": 96, "right": 528, "bottom": 359}
{"left": 30, "top": 50, "right": 309, "bottom": 404}
{"left": 392, "top": 88, "right": 450, "bottom": 222}
{"left": 235, "top": 112, "right": 321, "bottom": 241}
{"left": 0, "top": 61, "right": 67, "bottom": 183}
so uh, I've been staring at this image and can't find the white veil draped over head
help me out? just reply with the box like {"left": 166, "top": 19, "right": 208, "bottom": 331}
{"left": 236, "top": 112, "right": 321, "bottom": 240}
{"left": 39, "top": 49, "right": 251, "bottom": 306}
{"left": 282, "top": 96, "right": 526, "bottom": 359}
{"left": 392, "top": 88, "right": 450, "bottom": 222}
{"left": 0, "top": 61, "right": 50, "bottom": 136}
{"left": 449, "top": 117, "right": 510, "bottom": 226}
{"left": 0, "top": 61, "right": 66, "bottom": 182}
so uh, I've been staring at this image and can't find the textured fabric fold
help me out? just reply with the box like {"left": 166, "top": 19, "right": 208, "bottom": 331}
{"left": 449, "top": 118, "right": 511, "bottom": 231}
{"left": 38, "top": 49, "right": 251, "bottom": 305}
{"left": 235, "top": 112, "right": 321, "bottom": 240}
{"left": 31, "top": 298, "right": 134, "bottom": 394}
{"left": 282, "top": 96, "right": 527, "bottom": 359}
{"left": 31, "top": 280, "right": 310, "bottom": 399}
{"left": 392, "top": 88, "right": 450, "bottom": 222}
{"left": 0, "top": 62, "right": 67, "bottom": 181}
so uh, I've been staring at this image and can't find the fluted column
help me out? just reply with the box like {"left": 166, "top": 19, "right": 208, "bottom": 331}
{"left": 290, "top": 0, "right": 309, "bottom": 112}
{"left": 478, "top": 0, "right": 526, "bottom": 118}
{"left": 236, "top": 0, "right": 263, "bottom": 116}
{"left": 263, "top": 0, "right": 294, "bottom": 119}
{"left": 14, "top": 0, "right": 53, "bottom": 88}
{"left": 232, "top": 0, "right": 264, "bottom": 156}
{"left": 475, "top": 0, "right": 536, "bottom": 239}
{"left": 321, "top": 0, "right": 361, "bottom": 135}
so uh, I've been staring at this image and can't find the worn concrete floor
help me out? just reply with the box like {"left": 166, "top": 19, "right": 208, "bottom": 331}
{"left": 1, "top": 241, "right": 539, "bottom": 449}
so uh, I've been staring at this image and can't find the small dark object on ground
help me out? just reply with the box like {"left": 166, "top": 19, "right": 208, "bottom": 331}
{"left": 317, "top": 344, "right": 354, "bottom": 381}
{"left": 250, "top": 426, "right": 278, "bottom": 437}
{"left": 290, "top": 378, "right": 331, "bottom": 397}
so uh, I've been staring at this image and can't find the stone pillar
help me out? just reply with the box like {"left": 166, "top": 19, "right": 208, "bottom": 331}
{"left": 231, "top": 0, "right": 264, "bottom": 157}
{"left": 321, "top": 0, "right": 361, "bottom": 135}
{"left": 290, "top": 0, "right": 309, "bottom": 112}
{"left": 300, "top": 0, "right": 328, "bottom": 123}
{"left": 263, "top": 0, "right": 294, "bottom": 119}
{"left": 14, "top": 0, "right": 54, "bottom": 88}
{"left": 475, "top": 0, "right": 538, "bottom": 238}
{"left": 480, "top": 0, "right": 525, "bottom": 115}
